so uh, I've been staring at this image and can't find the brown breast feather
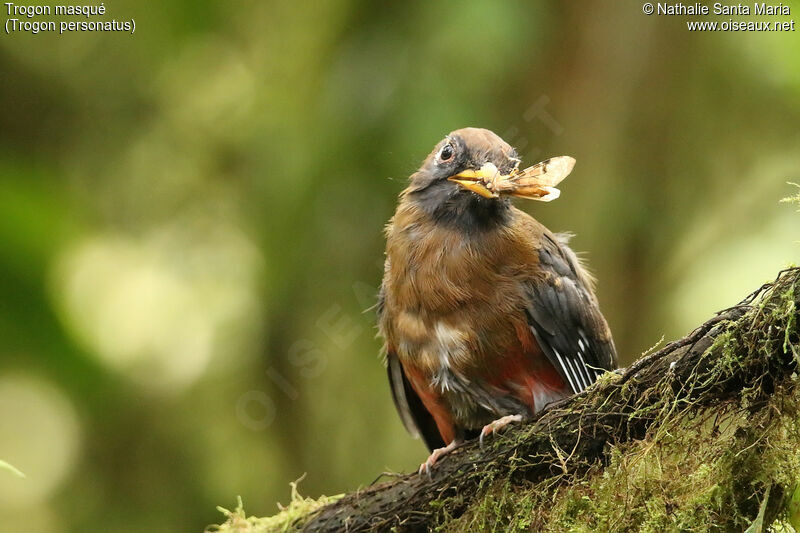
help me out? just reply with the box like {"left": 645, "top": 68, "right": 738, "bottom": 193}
{"left": 381, "top": 200, "right": 566, "bottom": 404}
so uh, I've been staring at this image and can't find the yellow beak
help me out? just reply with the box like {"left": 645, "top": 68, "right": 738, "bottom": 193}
{"left": 447, "top": 162, "right": 501, "bottom": 199}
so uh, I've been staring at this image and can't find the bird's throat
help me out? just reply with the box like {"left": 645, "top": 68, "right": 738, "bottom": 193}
{"left": 410, "top": 181, "right": 511, "bottom": 234}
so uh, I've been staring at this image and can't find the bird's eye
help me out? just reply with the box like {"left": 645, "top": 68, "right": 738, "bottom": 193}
{"left": 439, "top": 144, "right": 455, "bottom": 162}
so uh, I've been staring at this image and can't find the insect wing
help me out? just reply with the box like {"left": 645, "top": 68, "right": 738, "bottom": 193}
{"left": 512, "top": 156, "right": 575, "bottom": 188}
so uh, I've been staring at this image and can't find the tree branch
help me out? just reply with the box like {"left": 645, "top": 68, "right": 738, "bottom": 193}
{"left": 296, "top": 267, "right": 800, "bottom": 532}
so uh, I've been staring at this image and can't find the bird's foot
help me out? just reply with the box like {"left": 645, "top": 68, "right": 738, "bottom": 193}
{"left": 479, "top": 414, "right": 523, "bottom": 447}
{"left": 418, "top": 440, "right": 460, "bottom": 476}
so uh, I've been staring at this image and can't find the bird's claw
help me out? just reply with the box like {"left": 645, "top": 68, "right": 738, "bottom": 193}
{"left": 418, "top": 440, "right": 460, "bottom": 476}
{"left": 418, "top": 460, "right": 433, "bottom": 477}
{"left": 479, "top": 414, "right": 523, "bottom": 448}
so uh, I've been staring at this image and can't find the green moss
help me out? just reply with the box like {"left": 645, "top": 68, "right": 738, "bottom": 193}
{"left": 207, "top": 482, "right": 342, "bottom": 533}
{"left": 446, "top": 393, "right": 800, "bottom": 532}
{"left": 0, "top": 459, "right": 25, "bottom": 478}
{"left": 781, "top": 183, "right": 800, "bottom": 211}
{"left": 441, "top": 271, "right": 800, "bottom": 532}
{"left": 211, "top": 269, "right": 800, "bottom": 532}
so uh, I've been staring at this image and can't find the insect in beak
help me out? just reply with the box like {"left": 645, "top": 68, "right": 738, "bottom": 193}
{"left": 449, "top": 157, "right": 576, "bottom": 202}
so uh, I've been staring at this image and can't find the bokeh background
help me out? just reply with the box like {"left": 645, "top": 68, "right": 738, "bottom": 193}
{"left": 1, "top": 1, "right": 799, "bottom": 531}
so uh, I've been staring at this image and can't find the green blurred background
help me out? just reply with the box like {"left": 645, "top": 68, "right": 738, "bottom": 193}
{"left": 1, "top": 1, "right": 799, "bottom": 531}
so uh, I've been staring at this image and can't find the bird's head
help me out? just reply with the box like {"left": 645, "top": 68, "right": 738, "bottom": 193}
{"left": 408, "top": 127, "right": 520, "bottom": 199}
{"left": 404, "top": 128, "right": 573, "bottom": 229}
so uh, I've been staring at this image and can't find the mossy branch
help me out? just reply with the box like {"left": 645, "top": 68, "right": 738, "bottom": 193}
{"left": 211, "top": 267, "right": 800, "bottom": 533}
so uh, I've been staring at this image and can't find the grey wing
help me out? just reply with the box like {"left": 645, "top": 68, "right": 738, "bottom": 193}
{"left": 524, "top": 232, "right": 617, "bottom": 394}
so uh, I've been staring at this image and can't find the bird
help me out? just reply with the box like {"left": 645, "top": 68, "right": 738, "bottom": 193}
{"left": 377, "top": 127, "right": 617, "bottom": 474}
